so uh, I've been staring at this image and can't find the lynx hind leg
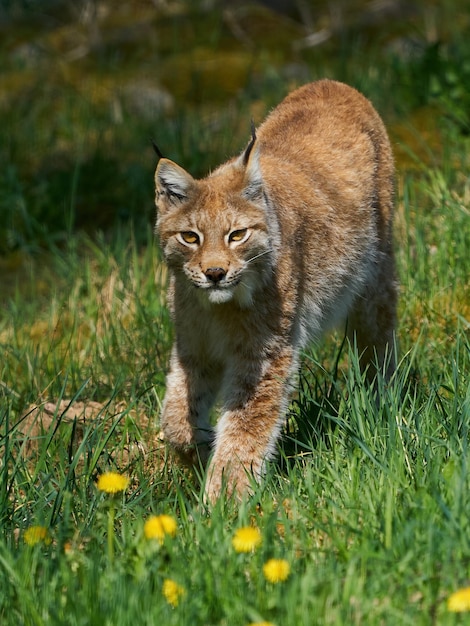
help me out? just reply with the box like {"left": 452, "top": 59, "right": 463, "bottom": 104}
{"left": 347, "top": 254, "right": 398, "bottom": 383}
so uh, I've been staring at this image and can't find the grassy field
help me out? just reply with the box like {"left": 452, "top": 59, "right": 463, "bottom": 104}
{"left": 1, "top": 1, "right": 470, "bottom": 624}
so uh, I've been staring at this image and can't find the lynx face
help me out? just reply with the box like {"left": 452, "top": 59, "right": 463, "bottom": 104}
{"left": 156, "top": 159, "right": 275, "bottom": 306}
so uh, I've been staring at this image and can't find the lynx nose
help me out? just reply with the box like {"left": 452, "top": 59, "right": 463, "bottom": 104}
{"left": 204, "top": 267, "right": 226, "bottom": 284}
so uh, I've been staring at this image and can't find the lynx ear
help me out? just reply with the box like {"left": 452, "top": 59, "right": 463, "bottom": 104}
{"left": 238, "top": 121, "right": 263, "bottom": 201}
{"left": 155, "top": 158, "right": 194, "bottom": 205}
{"left": 242, "top": 144, "right": 263, "bottom": 202}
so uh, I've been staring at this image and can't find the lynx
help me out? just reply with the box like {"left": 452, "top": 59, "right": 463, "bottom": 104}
{"left": 154, "top": 79, "right": 397, "bottom": 502}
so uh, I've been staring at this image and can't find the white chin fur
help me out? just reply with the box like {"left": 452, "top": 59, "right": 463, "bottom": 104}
{"left": 198, "top": 281, "right": 255, "bottom": 307}
{"left": 206, "top": 288, "right": 234, "bottom": 304}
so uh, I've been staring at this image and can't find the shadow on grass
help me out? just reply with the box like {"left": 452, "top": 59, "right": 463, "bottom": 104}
{"left": 276, "top": 338, "right": 425, "bottom": 478}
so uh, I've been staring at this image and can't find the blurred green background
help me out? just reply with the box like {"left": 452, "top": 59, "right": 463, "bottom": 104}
{"left": 0, "top": 0, "right": 469, "bottom": 258}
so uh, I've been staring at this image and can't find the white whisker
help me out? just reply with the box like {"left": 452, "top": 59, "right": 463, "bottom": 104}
{"left": 246, "top": 249, "right": 272, "bottom": 264}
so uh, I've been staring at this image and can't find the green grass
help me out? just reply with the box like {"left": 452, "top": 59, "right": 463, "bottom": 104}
{"left": 1, "top": 1, "right": 470, "bottom": 624}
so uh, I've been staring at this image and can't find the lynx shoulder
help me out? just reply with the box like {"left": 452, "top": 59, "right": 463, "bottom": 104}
{"left": 154, "top": 79, "right": 397, "bottom": 501}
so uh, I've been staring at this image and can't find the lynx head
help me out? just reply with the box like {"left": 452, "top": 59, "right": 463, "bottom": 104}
{"left": 154, "top": 137, "right": 277, "bottom": 307}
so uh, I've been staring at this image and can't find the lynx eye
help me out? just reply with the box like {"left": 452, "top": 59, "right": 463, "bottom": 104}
{"left": 180, "top": 231, "right": 200, "bottom": 245}
{"left": 228, "top": 228, "right": 248, "bottom": 243}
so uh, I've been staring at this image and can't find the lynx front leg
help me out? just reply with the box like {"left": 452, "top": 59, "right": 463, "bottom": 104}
{"left": 161, "top": 347, "right": 220, "bottom": 466}
{"left": 205, "top": 347, "right": 295, "bottom": 502}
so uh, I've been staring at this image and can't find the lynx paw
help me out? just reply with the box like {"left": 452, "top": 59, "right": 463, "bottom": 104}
{"left": 204, "top": 459, "right": 254, "bottom": 504}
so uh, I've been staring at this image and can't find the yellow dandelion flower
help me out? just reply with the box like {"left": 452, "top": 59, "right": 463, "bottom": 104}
{"left": 162, "top": 578, "right": 185, "bottom": 607}
{"left": 96, "top": 472, "right": 129, "bottom": 494}
{"left": 248, "top": 622, "right": 275, "bottom": 626}
{"left": 232, "top": 526, "right": 262, "bottom": 553}
{"left": 24, "top": 525, "right": 51, "bottom": 546}
{"left": 263, "top": 558, "right": 290, "bottom": 583}
{"left": 448, "top": 587, "right": 470, "bottom": 612}
{"left": 144, "top": 514, "right": 177, "bottom": 544}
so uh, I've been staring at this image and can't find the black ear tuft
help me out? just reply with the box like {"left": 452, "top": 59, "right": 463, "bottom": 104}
{"left": 151, "top": 139, "right": 164, "bottom": 160}
{"left": 242, "top": 120, "right": 257, "bottom": 166}
{"left": 250, "top": 118, "right": 256, "bottom": 142}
